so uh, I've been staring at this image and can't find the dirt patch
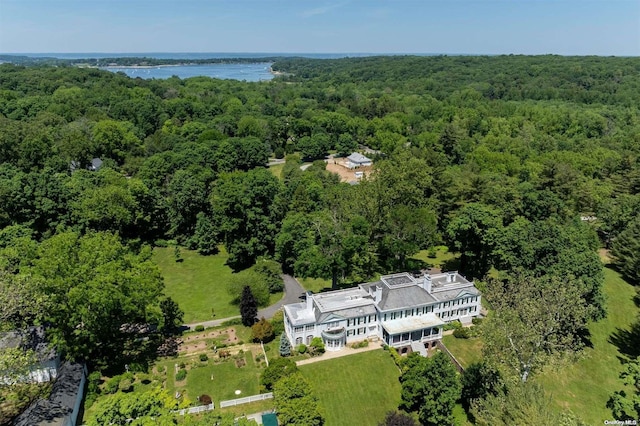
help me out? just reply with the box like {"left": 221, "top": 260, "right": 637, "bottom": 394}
{"left": 235, "top": 358, "right": 246, "bottom": 368}
{"left": 179, "top": 327, "right": 238, "bottom": 355}
{"left": 325, "top": 159, "right": 372, "bottom": 183}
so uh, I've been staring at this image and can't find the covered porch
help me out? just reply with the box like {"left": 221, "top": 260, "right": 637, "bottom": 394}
{"left": 381, "top": 314, "right": 445, "bottom": 355}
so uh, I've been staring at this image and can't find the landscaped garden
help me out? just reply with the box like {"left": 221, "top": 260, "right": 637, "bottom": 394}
{"left": 299, "top": 349, "right": 402, "bottom": 426}
{"left": 82, "top": 324, "right": 276, "bottom": 421}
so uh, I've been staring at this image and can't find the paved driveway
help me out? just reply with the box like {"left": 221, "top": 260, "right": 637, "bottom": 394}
{"left": 258, "top": 274, "right": 306, "bottom": 319}
{"left": 184, "top": 274, "right": 305, "bottom": 330}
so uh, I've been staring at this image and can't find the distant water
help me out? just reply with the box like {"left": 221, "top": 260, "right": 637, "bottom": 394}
{"left": 103, "top": 62, "right": 275, "bottom": 81}
{"left": 4, "top": 52, "right": 442, "bottom": 80}
{"left": 9, "top": 52, "right": 378, "bottom": 80}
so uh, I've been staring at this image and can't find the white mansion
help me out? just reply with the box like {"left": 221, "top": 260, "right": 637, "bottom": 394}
{"left": 283, "top": 271, "right": 481, "bottom": 354}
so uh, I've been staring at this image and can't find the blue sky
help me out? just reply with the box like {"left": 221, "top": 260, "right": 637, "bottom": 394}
{"left": 0, "top": 0, "right": 638, "bottom": 55}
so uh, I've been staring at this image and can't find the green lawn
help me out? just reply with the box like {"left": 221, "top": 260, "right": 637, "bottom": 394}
{"left": 299, "top": 277, "right": 332, "bottom": 293}
{"left": 536, "top": 266, "right": 638, "bottom": 422}
{"left": 153, "top": 247, "right": 281, "bottom": 323}
{"left": 268, "top": 163, "right": 285, "bottom": 179}
{"left": 153, "top": 246, "right": 239, "bottom": 322}
{"left": 300, "top": 350, "right": 402, "bottom": 426}
{"left": 411, "top": 246, "right": 459, "bottom": 270}
{"left": 443, "top": 266, "right": 638, "bottom": 423}
{"left": 442, "top": 335, "right": 483, "bottom": 368}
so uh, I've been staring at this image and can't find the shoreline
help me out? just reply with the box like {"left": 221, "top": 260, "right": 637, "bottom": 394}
{"left": 79, "top": 61, "right": 274, "bottom": 70}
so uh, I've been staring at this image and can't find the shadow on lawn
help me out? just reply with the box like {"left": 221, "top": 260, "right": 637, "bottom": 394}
{"left": 609, "top": 317, "right": 640, "bottom": 360}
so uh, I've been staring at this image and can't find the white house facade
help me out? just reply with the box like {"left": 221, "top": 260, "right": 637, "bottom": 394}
{"left": 283, "top": 271, "right": 481, "bottom": 354}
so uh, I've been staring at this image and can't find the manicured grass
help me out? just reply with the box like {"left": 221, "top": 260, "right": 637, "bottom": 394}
{"left": 299, "top": 277, "right": 332, "bottom": 293}
{"left": 300, "top": 350, "right": 402, "bottom": 426}
{"left": 153, "top": 247, "right": 281, "bottom": 323}
{"left": 536, "top": 266, "right": 638, "bottom": 422}
{"left": 153, "top": 246, "right": 238, "bottom": 323}
{"left": 268, "top": 163, "right": 285, "bottom": 179}
{"left": 442, "top": 335, "right": 483, "bottom": 368}
{"left": 412, "top": 246, "right": 459, "bottom": 270}
{"left": 443, "top": 266, "right": 638, "bottom": 423}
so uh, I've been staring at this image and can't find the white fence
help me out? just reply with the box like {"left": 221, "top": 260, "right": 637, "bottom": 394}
{"left": 220, "top": 392, "right": 273, "bottom": 408}
{"left": 176, "top": 403, "right": 215, "bottom": 415}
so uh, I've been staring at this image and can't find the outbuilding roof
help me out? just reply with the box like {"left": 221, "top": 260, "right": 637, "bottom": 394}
{"left": 347, "top": 152, "right": 372, "bottom": 163}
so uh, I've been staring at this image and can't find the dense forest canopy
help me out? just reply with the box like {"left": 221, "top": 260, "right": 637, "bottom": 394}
{"left": 0, "top": 55, "right": 639, "bottom": 366}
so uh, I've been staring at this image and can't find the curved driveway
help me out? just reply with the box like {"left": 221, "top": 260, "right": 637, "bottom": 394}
{"left": 184, "top": 274, "right": 305, "bottom": 330}
{"left": 258, "top": 274, "right": 306, "bottom": 319}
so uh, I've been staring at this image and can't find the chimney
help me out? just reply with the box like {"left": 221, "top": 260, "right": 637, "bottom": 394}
{"left": 374, "top": 285, "right": 382, "bottom": 304}
{"left": 306, "top": 291, "right": 314, "bottom": 312}
{"left": 423, "top": 274, "right": 432, "bottom": 293}
{"left": 446, "top": 272, "right": 455, "bottom": 283}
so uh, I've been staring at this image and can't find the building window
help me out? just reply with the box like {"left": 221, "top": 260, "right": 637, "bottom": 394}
{"left": 305, "top": 325, "right": 314, "bottom": 331}
{"left": 384, "top": 314, "right": 387, "bottom": 321}
{"left": 306, "top": 335, "right": 313, "bottom": 344}
{"left": 347, "top": 330, "right": 354, "bottom": 336}
{"left": 358, "top": 327, "right": 366, "bottom": 335}
{"left": 294, "top": 326, "right": 303, "bottom": 333}
{"left": 296, "top": 337, "right": 302, "bottom": 345}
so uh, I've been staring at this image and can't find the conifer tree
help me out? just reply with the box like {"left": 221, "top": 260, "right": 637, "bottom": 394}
{"left": 239, "top": 285, "right": 258, "bottom": 326}
{"left": 279, "top": 332, "right": 291, "bottom": 357}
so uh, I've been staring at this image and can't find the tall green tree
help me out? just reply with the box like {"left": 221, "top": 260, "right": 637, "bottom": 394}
{"left": 239, "top": 285, "right": 258, "bottom": 327}
{"left": 211, "top": 168, "right": 283, "bottom": 270}
{"left": 481, "top": 273, "right": 589, "bottom": 383}
{"left": 399, "top": 352, "right": 461, "bottom": 426}
{"left": 26, "top": 231, "right": 164, "bottom": 366}
{"left": 274, "top": 373, "right": 324, "bottom": 426}
{"left": 446, "top": 203, "right": 502, "bottom": 279}
{"left": 159, "top": 297, "right": 184, "bottom": 335}
{"left": 611, "top": 216, "right": 640, "bottom": 285}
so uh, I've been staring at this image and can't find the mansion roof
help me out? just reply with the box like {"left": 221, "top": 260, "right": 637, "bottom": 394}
{"left": 284, "top": 271, "right": 480, "bottom": 327}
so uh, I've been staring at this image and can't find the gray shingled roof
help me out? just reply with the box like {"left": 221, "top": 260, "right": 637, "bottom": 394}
{"left": 347, "top": 152, "right": 372, "bottom": 163}
{"left": 0, "top": 327, "right": 57, "bottom": 363}
{"left": 13, "top": 362, "right": 85, "bottom": 426}
{"left": 317, "top": 304, "right": 377, "bottom": 323}
{"left": 378, "top": 285, "right": 437, "bottom": 311}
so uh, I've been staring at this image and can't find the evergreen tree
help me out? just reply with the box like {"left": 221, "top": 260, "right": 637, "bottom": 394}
{"left": 279, "top": 332, "right": 291, "bottom": 357}
{"left": 611, "top": 216, "right": 640, "bottom": 285}
{"left": 239, "top": 285, "right": 258, "bottom": 326}
{"left": 160, "top": 297, "right": 184, "bottom": 335}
